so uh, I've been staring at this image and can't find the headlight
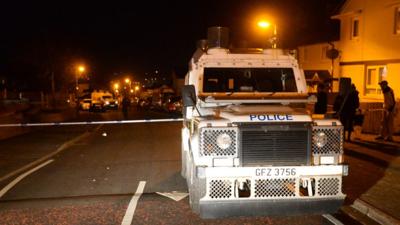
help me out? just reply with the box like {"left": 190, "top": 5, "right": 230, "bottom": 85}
{"left": 313, "top": 132, "right": 328, "bottom": 148}
{"left": 105, "top": 101, "right": 110, "bottom": 105}
{"left": 216, "top": 133, "right": 232, "bottom": 150}
{"left": 200, "top": 127, "right": 238, "bottom": 157}
{"left": 312, "top": 126, "right": 343, "bottom": 165}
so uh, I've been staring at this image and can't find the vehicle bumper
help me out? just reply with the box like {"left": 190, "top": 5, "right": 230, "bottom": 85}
{"left": 199, "top": 197, "right": 344, "bottom": 218}
{"left": 90, "top": 104, "right": 103, "bottom": 111}
{"left": 195, "top": 165, "right": 347, "bottom": 218}
{"left": 104, "top": 105, "right": 118, "bottom": 109}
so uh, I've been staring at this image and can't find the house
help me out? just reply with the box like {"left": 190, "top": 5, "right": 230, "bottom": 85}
{"left": 299, "top": 42, "right": 341, "bottom": 93}
{"left": 298, "top": 0, "right": 400, "bottom": 133}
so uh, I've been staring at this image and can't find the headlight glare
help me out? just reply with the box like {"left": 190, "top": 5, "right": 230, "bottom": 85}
{"left": 314, "top": 132, "right": 328, "bottom": 148}
{"left": 216, "top": 133, "right": 232, "bottom": 150}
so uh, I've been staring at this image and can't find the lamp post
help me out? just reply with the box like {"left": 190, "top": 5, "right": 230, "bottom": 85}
{"left": 124, "top": 77, "right": 132, "bottom": 96}
{"left": 75, "top": 65, "right": 85, "bottom": 109}
{"left": 76, "top": 66, "right": 85, "bottom": 91}
{"left": 257, "top": 20, "right": 277, "bottom": 49}
{"left": 113, "top": 83, "right": 120, "bottom": 96}
{"left": 134, "top": 85, "right": 140, "bottom": 97}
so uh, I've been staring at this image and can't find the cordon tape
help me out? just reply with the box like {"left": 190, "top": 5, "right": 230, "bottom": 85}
{"left": 0, "top": 118, "right": 184, "bottom": 127}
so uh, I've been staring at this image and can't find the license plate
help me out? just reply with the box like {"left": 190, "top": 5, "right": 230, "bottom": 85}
{"left": 255, "top": 167, "right": 297, "bottom": 177}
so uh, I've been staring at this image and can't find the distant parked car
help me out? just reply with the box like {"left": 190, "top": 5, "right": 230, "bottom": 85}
{"left": 79, "top": 98, "right": 92, "bottom": 111}
{"left": 164, "top": 96, "right": 182, "bottom": 114}
{"left": 102, "top": 95, "right": 118, "bottom": 110}
{"left": 138, "top": 98, "right": 151, "bottom": 110}
{"left": 90, "top": 99, "right": 105, "bottom": 112}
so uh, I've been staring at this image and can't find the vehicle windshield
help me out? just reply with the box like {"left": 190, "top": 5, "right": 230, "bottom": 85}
{"left": 203, "top": 67, "right": 297, "bottom": 93}
{"left": 103, "top": 96, "right": 113, "bottom": 99}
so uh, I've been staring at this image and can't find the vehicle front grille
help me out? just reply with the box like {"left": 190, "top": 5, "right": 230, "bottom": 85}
{"left": 239, "top": 123, "right": 311, "bottom": 166}
{"left": 206, "top": 176, "right": 343, "bottom": 199}
{"left": 255, "top": 178, "right": 296, "bottom": 198}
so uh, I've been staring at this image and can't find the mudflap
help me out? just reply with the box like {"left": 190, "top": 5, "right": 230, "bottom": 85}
{"left": 188, "top": 165, "right": 207, "bottom": 214}
{"left": 199, "top": 197, "right": 345, "bottom": 219}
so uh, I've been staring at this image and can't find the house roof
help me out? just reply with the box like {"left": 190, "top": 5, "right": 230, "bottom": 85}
{"left": 331, "top": 0, "right": 349, "bottom": 15}
{"left": 304, "top": 70, "right": 332, "bottom": 82}
{"left": 331, "top": 0, "right": 363, "bottom": 19}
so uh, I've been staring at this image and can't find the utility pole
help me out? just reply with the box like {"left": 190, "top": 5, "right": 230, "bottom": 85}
{"left": 51, "top": 71, "right": 56, "bottom": 108}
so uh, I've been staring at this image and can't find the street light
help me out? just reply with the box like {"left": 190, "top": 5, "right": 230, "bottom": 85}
{"left": 257, "top": 19, "right": 277, "bottom": 49}
{"left": 78, "top": 66, "right": 85, "bottom": 73}
{"left": 76, "top": 65, "right": 85, "bottom": 91}
{"left": 124, "top": 77, "right": 132, "bottom": 95}
{"left": 257, "top": 21, "right": 271, "bottom": 29}
{"left": 74, "top": 65, "right": 86, "bottom": 112}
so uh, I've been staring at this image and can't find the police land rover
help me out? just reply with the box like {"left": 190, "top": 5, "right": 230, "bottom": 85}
{"left": 181, "top": 27, "right": 348, "bottom": 218}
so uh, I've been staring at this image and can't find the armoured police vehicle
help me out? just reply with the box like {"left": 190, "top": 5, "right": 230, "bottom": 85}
{"left": 181, "top": 27, "right": 348, "bottom": 218}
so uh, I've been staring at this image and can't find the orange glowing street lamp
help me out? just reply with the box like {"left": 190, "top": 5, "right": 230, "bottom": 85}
{"left": 257, "top": 20, "right": 271, "bottom": 29}
{"left": 257, "top": 19, "right": 277, "bottom": 49}
{"left": 76, "top": 65, "right": 86, "bottom": 90}
{"left": 78, "top": 66, "right": 85, "bottom": 73}
{"left": 124, "top": 78, "right": 132, "bottom": 94}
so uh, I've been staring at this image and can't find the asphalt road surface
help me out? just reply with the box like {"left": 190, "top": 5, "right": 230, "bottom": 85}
{"left": 0, "top": 107, "right": 383, "bottom": 224}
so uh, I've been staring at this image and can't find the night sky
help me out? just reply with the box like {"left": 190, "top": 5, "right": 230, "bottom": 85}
{"left": 0, "top": 0, "right": 343, "bottom": 90}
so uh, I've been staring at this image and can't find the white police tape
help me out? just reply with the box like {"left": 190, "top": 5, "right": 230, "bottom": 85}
{"left": 0, "top": 118, "right": 183, "bottom": 127}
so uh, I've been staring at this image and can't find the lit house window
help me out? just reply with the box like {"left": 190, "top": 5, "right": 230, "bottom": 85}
{"left": 351, "top": 18, "right": 360, "bottom": 39}
{"left": 395, "top": 7, "right": 400, "bottom": 34}
{"left": 365, "top": 65, "right": 386, "bottom": 96}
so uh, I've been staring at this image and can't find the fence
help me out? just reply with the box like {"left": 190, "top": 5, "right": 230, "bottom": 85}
{"left": 360, "top": 102, "right": 383, "bottom": 134}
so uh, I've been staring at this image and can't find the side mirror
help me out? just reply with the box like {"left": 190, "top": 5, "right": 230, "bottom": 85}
{"left": 182, "top": 85, "right": 197, "bottom": 107}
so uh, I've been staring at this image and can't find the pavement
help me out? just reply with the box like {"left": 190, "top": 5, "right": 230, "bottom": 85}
{"left": 344, "top": 131, "right": 400, "bottom": 225}
{"left": 0, "top": 103, "right": 77, "bottom": 141}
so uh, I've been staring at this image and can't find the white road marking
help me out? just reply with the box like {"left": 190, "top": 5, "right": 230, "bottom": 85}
{"left": 0, "top": 124, "right": 102, "bottom": 183}
{"left": 0, "top": 159, "right": 54, "bottom": 198}
{"left": 121, "top": 181, "right": 146, "bottom": 225}
{"left": 156, "top": 191, "right": 188, "bottom": 201}
{"left": 322, "top": 214, "right": 344, "bottom": 225}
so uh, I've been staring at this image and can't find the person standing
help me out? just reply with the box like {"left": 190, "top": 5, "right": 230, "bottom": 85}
{"left": 122, "top": 95, "right": 130, "bottom": 119}
{"left": 314, "top": 83, "right": 327, "bottom": 114}
{"left": 376, "top": 80, "right": 396, "bottom": 141}
{"left": 336, "top": 84, "right": 360, "bottom": 141}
